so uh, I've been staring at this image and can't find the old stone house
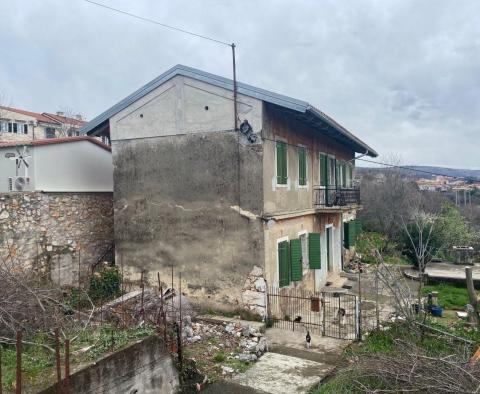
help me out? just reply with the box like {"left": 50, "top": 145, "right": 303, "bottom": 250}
{"left": 0, "top": 106, "right": 86, "bottom": 142}
{"left": 0, "top": 136, "right": 114, "bottom": 286}
{"left": 81, "top": 64, "right": 377, "bottom": 314}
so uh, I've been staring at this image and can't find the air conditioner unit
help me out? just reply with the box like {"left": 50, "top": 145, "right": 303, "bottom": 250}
{"left": 8, "top": 176, "right": 30, "bottom": 192}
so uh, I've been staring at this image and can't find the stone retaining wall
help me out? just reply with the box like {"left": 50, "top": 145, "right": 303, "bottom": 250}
{"left": 0, "top": 192, "right": 113, "bottom": 286}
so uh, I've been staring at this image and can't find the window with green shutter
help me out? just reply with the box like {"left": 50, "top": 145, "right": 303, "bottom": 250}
{"left": 298, "top": 147, "right": 307, "bottom": 186}
{"left": 278, "top": 240, "right": 290, "bottom": 287}
{"left": 290, "top": 239, "right": 302, "bottom": 281}
{"left": 308, "top": 232, "right": 321, "bottom": 269}
{"left": 319, "top": 153, "right": 327, "bottom": 187}
{"left": 344, "top": 220, "right": 362, "bottom": 248}
{"left": 276, "top": 140, "right": 288, "bottom": 185}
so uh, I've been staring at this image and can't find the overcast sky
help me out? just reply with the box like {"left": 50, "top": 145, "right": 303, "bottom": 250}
{"left": 1, "top": 0, "right": 479, "bottom": 169}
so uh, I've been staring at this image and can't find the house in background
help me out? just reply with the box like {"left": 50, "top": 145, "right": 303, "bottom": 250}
{"left": 0, "top": 106, "right": 86, "bottom": 142}
{"left": 81, "top": 64, "right": 377, "bottom": 314}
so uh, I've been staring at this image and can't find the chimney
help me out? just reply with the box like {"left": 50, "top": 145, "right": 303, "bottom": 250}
{"left": 56, "top": 111, "right": 64, "bottom": 117}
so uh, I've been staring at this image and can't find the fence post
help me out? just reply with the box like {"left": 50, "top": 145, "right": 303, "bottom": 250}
{"left": 322, "top": 293, "right": 326, "bottom": 336}
{"left": 64, "top": 339, "right": 70, "bottom": 394}
{"left": 54, "top": 329, "right": 61, "bottom": 384}
{"left": 1, "top": 344, "right": 3, "bottom": 394}
{"left": 15, "top": 331, "right": 21, "bottom": 394}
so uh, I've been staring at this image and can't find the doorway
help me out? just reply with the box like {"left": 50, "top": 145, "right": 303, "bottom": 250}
{"left": 326, "top": 225, "right": 333, "bottom": 272}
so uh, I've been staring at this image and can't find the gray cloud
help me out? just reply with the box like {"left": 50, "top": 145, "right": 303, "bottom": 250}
{"left": 1, "top": 0, "right": 479, "bottom": 168}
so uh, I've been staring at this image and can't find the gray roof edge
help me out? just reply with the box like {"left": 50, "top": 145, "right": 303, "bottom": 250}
{"left": 307, "top": 106, "right": 378, "bottom": 157}
{"left": 81, "top": 64, "right": 377, "bottom": 157}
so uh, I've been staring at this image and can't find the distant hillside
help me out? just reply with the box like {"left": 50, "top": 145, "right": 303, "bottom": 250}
{"left": 357, "top": 166, "right": 480, "bottom": 180}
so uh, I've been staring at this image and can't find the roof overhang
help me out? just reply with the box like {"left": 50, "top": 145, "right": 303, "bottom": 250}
{"left": 81, "top": 64, "right": 377, "bottom": 157}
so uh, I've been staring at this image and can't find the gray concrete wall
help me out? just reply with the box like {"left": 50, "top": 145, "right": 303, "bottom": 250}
{"left": 113, "top": 131, "right": 264, "bottom": 310}
{"left": 109, "top": 74, "right": 265, "bottom": 310}
{"left": 40, "top": 335, "right": 179, "bottom": 394}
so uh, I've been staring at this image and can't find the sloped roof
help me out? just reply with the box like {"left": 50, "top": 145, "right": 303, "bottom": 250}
{"left": 0, "top": 106, "right": 57, "bottom": 124}
{"left": 81, "top": 64, "right": 377, "bottom": 157}
{"left": 42, "top": 113, "right": 87, "bottom": 127}
{"left": 0, "top": 136, "right": 111, "bottom": 152}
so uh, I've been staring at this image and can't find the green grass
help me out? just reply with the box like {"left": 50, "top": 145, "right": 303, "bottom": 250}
{"left": 212, "top": 351, "right": 226, "bottom": 363}
{"left": 422, "top": 282, "right": 470, "bottom": 310}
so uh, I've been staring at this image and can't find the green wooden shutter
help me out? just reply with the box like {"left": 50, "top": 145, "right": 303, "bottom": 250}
{"left": 308, "top": 233, "right": 321, "bottom": 269}
{"left": 290, "top": 239, "right": 302, "bottom": 281}
{"left": 298, "top": 147, "right": 306, "bottom": 186}
{"left": 276, "top": 141, "right": 287, "bottom": 185}
{"left": 355, "top": 220, "right": 362, "bottom": 238}
{"left": 320, "top": 153, "right": 327, "bottom": 187}
{"left": 344, "top": 221, "right": 358, "bottom": 248}
{"left": 278, "top": 241, "right": 290, "bottom": 287}
{"left": 342, "top": 163, "right": 347, "bottom": 187}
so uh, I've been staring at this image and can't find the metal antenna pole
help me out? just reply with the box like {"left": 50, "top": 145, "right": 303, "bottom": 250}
{"left": 232, "top": 43, "right": 238, "bottom": 131}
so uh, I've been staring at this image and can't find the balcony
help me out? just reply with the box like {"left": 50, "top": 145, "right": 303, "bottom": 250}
{"left": 314, "top": 185, "right": 361, "bottom": 209}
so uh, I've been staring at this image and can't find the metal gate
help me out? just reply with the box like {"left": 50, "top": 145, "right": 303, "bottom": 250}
{"left": 267, "top": 286, "right": 359, "bottom": 340}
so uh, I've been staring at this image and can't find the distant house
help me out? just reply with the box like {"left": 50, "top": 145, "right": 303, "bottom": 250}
{"left": 81, "top": 64, "right": 377, "bottom": 314}
{"left": 0, "top": 136, "right": 113, "bottom": 192}
{"left": 0, "top": 106, "right": 87, "bottom": 142}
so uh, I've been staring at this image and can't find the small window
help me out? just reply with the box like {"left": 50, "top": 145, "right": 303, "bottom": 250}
{"left": 8, "top": 122, "right": 12, "bottom": 133}
{"left": 12, "top": 123, "right": 18, "bottom": 133}
{"left": 45, "top": 127, "right": 56, "bottom": 138}
{"left": 23, "top": 124, "right": 28, "bottom": 134}
{"left": 276, "top": 140, "right": 288, "bottom": 185}
{"left": 0, "top": 122, "right": 6, "bottom": 132}
{"left": 298, "top": 146, "right": 307, "bottom": 186}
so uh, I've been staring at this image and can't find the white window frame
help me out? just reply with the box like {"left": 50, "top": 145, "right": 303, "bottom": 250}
{"left": 297, "top": 145, "right": 308, "bottom": 189}
{"left": 275, "top": 138, "right": 288, "bottom": 188}
{"left": 276, "top": 235, "right": 289, "bottom": 286}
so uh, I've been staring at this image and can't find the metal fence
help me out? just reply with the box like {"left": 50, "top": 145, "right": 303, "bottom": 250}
{"left": 267, "top": 286, "right": 359, "bottom": 340}
{"left": 314, "top": 186, "right": 361, "bottom": 207}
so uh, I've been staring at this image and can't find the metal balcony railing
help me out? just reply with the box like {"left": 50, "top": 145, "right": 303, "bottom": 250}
{"left": 314, "top": 185, "right": 361, "bottom": 207}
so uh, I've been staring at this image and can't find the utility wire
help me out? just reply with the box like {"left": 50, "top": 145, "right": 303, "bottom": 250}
{"left": 83, "top": 0, "right": 232, "bottom": 47}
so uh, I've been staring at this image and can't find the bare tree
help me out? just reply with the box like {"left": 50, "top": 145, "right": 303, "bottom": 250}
{"left": 53, "top": 107, "right": 85, "bottom": 137}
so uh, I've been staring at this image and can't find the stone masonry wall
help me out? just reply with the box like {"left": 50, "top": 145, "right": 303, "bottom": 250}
{"left": 0, "top": 192, "right": 113, "bottom": 286}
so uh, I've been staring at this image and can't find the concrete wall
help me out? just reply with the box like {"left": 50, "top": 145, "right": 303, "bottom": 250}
{"left": 0, "top": 141, "right": 113, "bottom": 193}
{"left": 40, "top": 335, "right": 179, "bottom": 394}
{"left": 0, "top": 192, "right": 113, "bottom": 286}
{"left": 110, "top": 74, "right": 264, "bottom": 309}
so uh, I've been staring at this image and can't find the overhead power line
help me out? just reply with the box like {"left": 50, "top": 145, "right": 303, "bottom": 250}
{"left": 83, "top": 0, "right": 231, "bottom": 46}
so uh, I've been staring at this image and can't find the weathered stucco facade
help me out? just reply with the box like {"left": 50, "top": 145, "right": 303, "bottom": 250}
{"left": 83, "top": 65, "right": 377, "bottom": 314}
{"left": 0, "top": 192, "right": 113, "bottom": 286}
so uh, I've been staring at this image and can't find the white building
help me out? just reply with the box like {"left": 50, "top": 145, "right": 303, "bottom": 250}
{"left": 0, "top": 136, "right": 113, "bottom": 192}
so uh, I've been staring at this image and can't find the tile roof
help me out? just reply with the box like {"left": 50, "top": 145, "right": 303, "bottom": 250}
{"left": 0, "top": 106, "right": 57, "bottom": 124}
{"left": 42, "top": 113, "right": 86, "bottom": 127}
{"left": 0, "top": 136, "right": 111, "bottom": 152}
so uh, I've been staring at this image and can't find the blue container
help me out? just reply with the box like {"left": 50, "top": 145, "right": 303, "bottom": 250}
{"left": 430, "top": 306, "right": 443, "bottom": 317}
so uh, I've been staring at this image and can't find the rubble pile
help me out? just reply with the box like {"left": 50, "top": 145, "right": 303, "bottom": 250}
{"left": 182, "top": 318, "right": 268, "bottom": 376}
